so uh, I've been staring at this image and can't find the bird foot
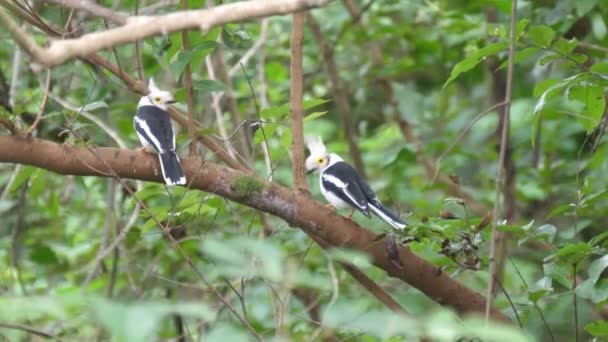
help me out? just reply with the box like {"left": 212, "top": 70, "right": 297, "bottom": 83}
{"left": 347, "top": 209, "right": 355, "bottom": 219}
{"left": 325, "top": 204, "right": 335, "bottom": 211}
{"left": 139, "top": 147, "right": 152, "bottom": 154}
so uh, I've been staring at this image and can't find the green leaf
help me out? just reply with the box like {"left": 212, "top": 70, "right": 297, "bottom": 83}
{"left": 543, "top": 262, "right": 571, "bottom": 288}
{"left": 533, "top": 74, "right": 583, "bottom": 115}
{"left": 528, "top": 25, "right": 555, "bottom": 48}
{"left": 528, "top": 276, "right": 553, "bottom": 302}
{"left": 78, "top": 101, "right": 108, "bottom": 112}
{"left": 515, "top": 19, "right": 531, "bottom": 39}
{"left": 94, "top": 299, "right": 215, "bottom": 342}
{"left": 585, "top": 320, "right": 608, "bottom": 337}
{"left": 487, "top": 23, "right": 506, "bottom": 38}
{"left": 444, "top": 42, "right": 508, "bottom": 87}
{"left": 170, "top": 50, "right": 194, "bottom": 76}
{"left": 170, "top": 41, "right": 217, "bottom": 77}
{"left": 29, "top": 244, "right": 59, "bottom": 265}
{"left": 567, "top": 84, "right": 606, "bottom": 133}
{"left": 10, "top": 165, "right": 37, "bottom": 193}
{"left": 553, "top": 37, "right": 578, "bottom": 55}
{"left": 193, "top": 80, "right": 227, "bottom": 93}
{"left": 538, "top": 52, "right": 561, "bottom": 66}
{"left": 587, "top": 255, "right": 608, "bottom": 284}
{"left": 533, "top": 78, "right": 561, "bottom": 98}
{"left": 303, "top": 111, "right": 328, "bottom": 122}
{"left": 552, "top": 242, "right": 592, "bottom": 264}
{"left": 577, "top": 278, "right": 608, "bottom": 303}
{"left": 591, "top": 13, "right": 607, "bottom": 40}
{"left": 591, "top": 62, "right": 608, "bottom": 75}
{"left": 576, "top": 0, "right": 600, "bottom": 16}
{"left": 498, "top": 47, "right": 539, "bottom": 69}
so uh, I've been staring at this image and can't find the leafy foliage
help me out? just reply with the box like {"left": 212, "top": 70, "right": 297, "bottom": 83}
{"left": 1, "top": 0, "right": 608, "bottom": 340}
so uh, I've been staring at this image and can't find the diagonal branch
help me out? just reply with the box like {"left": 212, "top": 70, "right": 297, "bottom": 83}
{"left": 0, "top": 135, "right": 510, "bottom": 323}
{"left": 2, "top": 0, "right": 334, "bottom": 69}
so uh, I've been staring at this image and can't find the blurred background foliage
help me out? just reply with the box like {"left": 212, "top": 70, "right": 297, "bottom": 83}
{"left": 1, "top": 0, "right": 608, "bottom": 340}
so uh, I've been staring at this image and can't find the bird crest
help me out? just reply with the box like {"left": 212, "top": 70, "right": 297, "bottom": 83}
{"left": 305, "top": 136, "right": 327, "bottom": 156}
{"left": 148, "top": 77, "right": 160, "bottom": 93}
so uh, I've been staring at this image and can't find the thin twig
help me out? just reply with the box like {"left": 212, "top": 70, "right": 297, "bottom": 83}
{"left": 228, "top": 18, "right": 270, "bottom": 77}
{"left": 433, "top": 101, "right": 508, "bottom": 183}
{"left": 83, "top": 178, "right": 117, "bottom": 289}
{"left": 133, "top": 0, "right": 144, "bottom": 81}
{"left": 205, "top": 53, "right": 239, "bottom": 159}
{"left": 0, "top": 322, "right": 65, "bottom": 342}
{"left": 27, "top": 70, "right": 51, "bottom": 135}
{"left": 573, "top": 262, "right": 579, "bottom": 342}
{"left": 485, "top": 0, "right": 517, "bottom": 322}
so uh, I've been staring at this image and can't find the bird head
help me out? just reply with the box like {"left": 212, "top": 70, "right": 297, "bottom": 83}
{"left": 146, "top": 78, "right": 176, "bottom": 110}
{"left": 305, "top": 136, "right": 329, "bottom": 174}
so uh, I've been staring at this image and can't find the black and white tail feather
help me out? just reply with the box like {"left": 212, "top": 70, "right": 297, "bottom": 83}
{"left": 305, "top": 136, "right": 406, "bottom": 230}
{"left": 134, "top": 78, "right": 186, "bottom": 186}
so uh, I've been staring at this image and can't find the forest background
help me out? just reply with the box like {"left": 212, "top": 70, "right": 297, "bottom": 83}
{"left": 1, "top": 0, "right": 608, "bottom": 341}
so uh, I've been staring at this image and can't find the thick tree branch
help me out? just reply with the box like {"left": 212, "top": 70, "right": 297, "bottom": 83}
{"left": 290, "top": 12, "right": 308, "bottom": 190}
{"left": 0, "top": 135, "right": 509, "bottom": 322}
{"left": 2, "top": 0, "right": 334, "bottom": 69}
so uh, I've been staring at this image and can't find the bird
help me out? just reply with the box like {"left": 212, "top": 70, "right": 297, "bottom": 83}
{"left": 305, "top": 136, "right": 406, "bottom": 230}
{"left": 134, "top": 78, "right": 186, "bottom": 186}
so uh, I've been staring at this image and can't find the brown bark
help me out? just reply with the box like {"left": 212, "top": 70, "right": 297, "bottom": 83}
{"left": 290, "top": 12, "right": 308, "bottom": 190}
{"left": 181, "top": 0, "right": 198, "bottom": 157}
{"left": 0, "top": 135, "right": 509, "bottom": 322}
{"left": 486, "top": 7, "right": 517, "bottom": 296}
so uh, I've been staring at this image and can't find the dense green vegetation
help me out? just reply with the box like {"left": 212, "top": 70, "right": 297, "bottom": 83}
{"left": 1, "top": 0, "right": 608, "bottom": 340}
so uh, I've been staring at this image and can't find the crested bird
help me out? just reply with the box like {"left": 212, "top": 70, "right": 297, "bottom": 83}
{"left": 134, "top": 78, "right": 186, "bottom": 186}
{"left": 305, "top": 136, "right": 406, "bottom": 230}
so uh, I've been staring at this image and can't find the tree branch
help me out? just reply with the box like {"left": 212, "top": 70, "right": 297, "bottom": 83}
{"left": 485, "top": 0, "right": 517, "bottom": 322}
{"left": 181, "top": 0, "right": 198, "bottom": 157}
{"left": 290, "top": 12, "right": 308, "bottom": 190}
{"left": 2, "top": 0, "right": 334, "bottom": 69}
{"left": 0, "top": 135, "right": 509, "bottom": 322}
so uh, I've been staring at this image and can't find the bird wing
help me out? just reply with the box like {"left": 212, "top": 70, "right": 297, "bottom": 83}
{"left": 134, "top": 105, "right": 175, "bottom": 152}
{"left": 322, "top": 162, "right": 371, "bottom": 215}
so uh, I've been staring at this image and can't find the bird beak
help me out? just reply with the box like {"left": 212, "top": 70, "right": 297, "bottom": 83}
{"left": 166, "top": 100, "right": 177, "bottom": 104}
{"left": 306, "top": 169, "right": 314, "bottom": 175}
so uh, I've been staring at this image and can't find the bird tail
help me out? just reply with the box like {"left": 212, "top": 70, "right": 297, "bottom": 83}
{"left": 368, "top": 200, "right": 407, "bottom": 230}
{"left": 158, "top": 151, "right": 186, "bottom": 186}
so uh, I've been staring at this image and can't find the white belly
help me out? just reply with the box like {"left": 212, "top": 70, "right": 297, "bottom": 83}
{"left": 319, "top": 175, "right": 351, "bottom": 210}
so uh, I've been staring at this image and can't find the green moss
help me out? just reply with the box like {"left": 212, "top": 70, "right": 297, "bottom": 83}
{"left": 232, "top": 175, "right": 265, "bottom": 197}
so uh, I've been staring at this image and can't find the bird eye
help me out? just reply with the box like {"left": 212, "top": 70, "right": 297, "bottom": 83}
{"left": 155, "top": 97, "right": 161, "bottom": 102}
{"left": 317, "top": 158, "right": 324, "bottom": 164}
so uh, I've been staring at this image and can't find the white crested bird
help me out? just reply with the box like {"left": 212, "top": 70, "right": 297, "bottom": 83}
{"left": 305, "top": 136, "right": 406, "bottom": 230}
{"left": 134, "top": 78, "right": 186, "bottom": 186}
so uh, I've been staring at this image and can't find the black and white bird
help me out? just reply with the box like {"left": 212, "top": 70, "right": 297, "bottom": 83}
{"left": 134, "top": 78, "right": 186, "bottom": 186}
{"left": 305, "top": 136, "right": 406, "bottom": 230}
